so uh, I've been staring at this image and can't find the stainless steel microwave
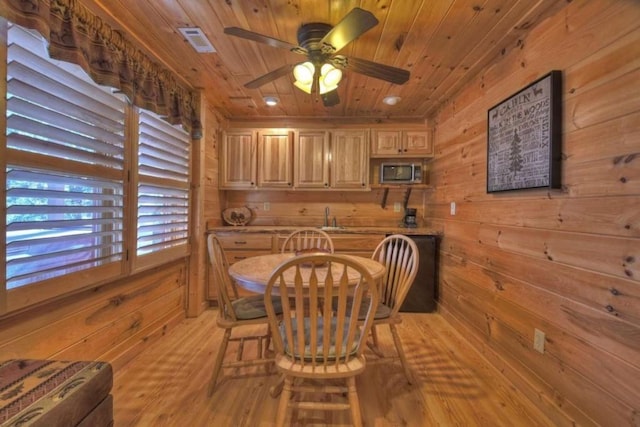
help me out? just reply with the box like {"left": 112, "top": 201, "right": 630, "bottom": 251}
{"left": 379, "top": 163, "right": 422, "bottom": 184}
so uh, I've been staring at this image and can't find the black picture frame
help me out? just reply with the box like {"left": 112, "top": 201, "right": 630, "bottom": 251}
{"left": 487, "top": 70, "right": 562, "bottom": 193}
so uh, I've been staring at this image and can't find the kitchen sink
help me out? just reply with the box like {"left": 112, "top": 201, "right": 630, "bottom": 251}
{"left": 318, "top": 226, "right": 346, "bottom": 231}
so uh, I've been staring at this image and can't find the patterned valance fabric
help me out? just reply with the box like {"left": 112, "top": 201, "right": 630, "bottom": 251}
{"left": 1, "top": 0, "right": 202, "bottom": 139}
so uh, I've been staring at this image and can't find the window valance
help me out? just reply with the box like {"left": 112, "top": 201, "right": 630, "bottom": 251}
{"left": 1, "top": 0, "right": 202, "bottom": 138}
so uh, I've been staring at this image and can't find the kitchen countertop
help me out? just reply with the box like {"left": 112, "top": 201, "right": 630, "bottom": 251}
{"left": 207, "top": 225, "right": 441, "bottom": 236}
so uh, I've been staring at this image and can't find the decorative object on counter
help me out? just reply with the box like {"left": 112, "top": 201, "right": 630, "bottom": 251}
{"left": 222, "top": 206, "right": 253, "bottom": 226}
{"left": 487, "top": 70, "right": 562, "bottom": 192}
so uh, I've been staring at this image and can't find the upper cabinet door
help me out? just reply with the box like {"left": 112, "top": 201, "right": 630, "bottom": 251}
{"left": 404, "top": 130, "right": 433, "bottom": 156}
{"left": 371, "top": 130, "right": 403, "bottom": 156}
{"left": 220, "top": 130, "right": 257, "bottom": 189}
{"left": 294, "top": 130, "right": 330, "bottom": 189}
{"left": 331, "top": 130, "right": 369, "bottom": 190}
{"left": 257, "top": 130, "right": 294, "bottom": 188}
{"left": 370, "top": 129, "right": 433, "bottom": 157}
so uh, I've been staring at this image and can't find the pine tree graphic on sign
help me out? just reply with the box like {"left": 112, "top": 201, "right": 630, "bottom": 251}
{"left": 509, "top": 129, "right": 524, "bottom": 178}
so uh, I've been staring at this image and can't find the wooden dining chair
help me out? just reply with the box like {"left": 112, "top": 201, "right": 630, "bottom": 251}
{"left": 263, "top": 254, "right": 379, "bottom": 427}
{"left": 206, "top": 234, "right": 282, "bottom": 396}
{"left": 366, "top": 234, "right": 419, "bottom": 384}
{"left": 280, "top": 228, "right": 334, "bottom": 253}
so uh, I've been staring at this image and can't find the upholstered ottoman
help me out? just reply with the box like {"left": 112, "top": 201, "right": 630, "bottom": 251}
{"left": 0, "top": 359, "right": 113, "bottom": 427}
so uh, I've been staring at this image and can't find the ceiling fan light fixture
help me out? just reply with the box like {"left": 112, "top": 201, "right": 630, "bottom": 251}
{"left": 319, "top": 82, "right": 338, "bottom": 95}
{"left": 225, "top": 8, "right": 411, "bottom": 107}
{"left": 294, "top": 80, "right": 313, "bottom": 94}
{"left": 293, "top": 61, "right": 315, "bottom": 84}
{"left": 320, "top": 63, "right": 342, "bottom": 87}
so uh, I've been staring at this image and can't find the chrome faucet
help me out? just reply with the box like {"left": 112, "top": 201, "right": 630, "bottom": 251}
{"left": 324, "top": 206, "right": 330, "bottom": 227}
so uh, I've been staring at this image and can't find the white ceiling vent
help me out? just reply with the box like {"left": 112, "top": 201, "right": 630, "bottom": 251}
{"left": 178, "top": 27, "right": 216, "bottom": 53}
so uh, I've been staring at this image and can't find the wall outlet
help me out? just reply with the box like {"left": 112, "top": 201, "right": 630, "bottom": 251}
{"left": 533, "top": 328, "right": 545, "bottom": 354}
{"left": 394, "top": 202, "right": 402, "bottom": 213}
{"left": 263, "top": 202, "right": 270, "bottom": 211}
{"left": 450, "top": 201, "right": 456, "bottom": 216}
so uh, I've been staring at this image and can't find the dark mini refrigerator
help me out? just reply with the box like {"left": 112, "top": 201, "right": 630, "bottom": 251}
{"left": 398, "top": 235, "right": 438, "bottom": 313}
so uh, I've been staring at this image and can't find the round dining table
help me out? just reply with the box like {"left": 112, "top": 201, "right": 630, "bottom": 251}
{"left": 228, "top": 252, "right": 385, "bottom": 294}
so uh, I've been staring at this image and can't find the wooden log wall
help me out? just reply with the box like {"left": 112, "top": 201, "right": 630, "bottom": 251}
{"left": 426, "top": 1, "right": 640, "bottom": 426}
{"left": 0, "top": 262, "right": 187, "bottom": 372}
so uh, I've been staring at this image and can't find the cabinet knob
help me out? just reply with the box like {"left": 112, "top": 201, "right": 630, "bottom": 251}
{"left": 324, "top": 183, "right": 329, "bottom": 187}
{"left": 397, "top": 149, "right": 402, "bottom": 153}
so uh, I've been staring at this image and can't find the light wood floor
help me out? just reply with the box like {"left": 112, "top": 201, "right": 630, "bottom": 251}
{"left": 112, "top": 309, "right": 553, "bottom": 426}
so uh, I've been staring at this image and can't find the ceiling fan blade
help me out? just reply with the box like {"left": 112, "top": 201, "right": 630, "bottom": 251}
{"left": 321, "top": 88, "right": 340, "bottom": 107}
{"left": 320, "top": 7, "right": 378, "bottom": 53}
{"left": 338, "top": 56, "right": 410, "bottom": 85}
{"left": 224, "top": 27, "right": 306, "bottom": 54}
{"left": 244, "top": 64, "right": 293, "bottom": 89}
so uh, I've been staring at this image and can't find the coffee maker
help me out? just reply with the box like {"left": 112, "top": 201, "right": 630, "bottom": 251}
{"left": 402, "top": 208, "right": 417, "bottom": 228}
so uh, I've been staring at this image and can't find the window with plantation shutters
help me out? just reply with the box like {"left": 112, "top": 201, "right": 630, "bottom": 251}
{"left": 4, "top": 23, "right": 126, "bottom": 308}
{"left": 2, "top": 20, "right": 194, "bottom": 313}
{"left": 136, "top": 110, "right": 190, "bottom": 267}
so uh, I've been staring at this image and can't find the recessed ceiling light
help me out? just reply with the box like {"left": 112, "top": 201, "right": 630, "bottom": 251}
{"left": 263, "top": 96, "right": 279, "bottom": 106}
{"left": 383, "top": 96, "right": 401, "bottom": 106}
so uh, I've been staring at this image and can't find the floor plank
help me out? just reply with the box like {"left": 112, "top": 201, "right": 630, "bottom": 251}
{"left": 112, "top": 309, "right": 553, "bottom": 426}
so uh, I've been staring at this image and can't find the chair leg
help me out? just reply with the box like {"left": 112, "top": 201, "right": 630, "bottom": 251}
{"left": 270, "top": 374, "right": 284, "bottom": 398}
{"left": 370, "top": 324, "right": 379, "bottom": 347}
{"left": 275, "top": 376, "right": 292, "bottom": 427}
{"left": 264, "top": 324, "right": 272, "bottom": 357}
{"left": 390, "top": 324, "right": 414, "bottom": 385}
{"left": 346, "top": 377, "right": 363, "bottom": 427}
{"left": 207, "top": 328, "right": 231, "bottom": 396}
{"left": 366, "top": 324, "right": 385, "bottom": 358}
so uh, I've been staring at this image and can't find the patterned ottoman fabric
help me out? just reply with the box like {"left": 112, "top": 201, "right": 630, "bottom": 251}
{"left": 0, "top": 359, "right": 113, "bottom": 427}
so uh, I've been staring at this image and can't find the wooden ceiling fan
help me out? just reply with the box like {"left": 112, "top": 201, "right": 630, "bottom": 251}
{"left": 224, "top": 7, "right": 410, "bottom": 107}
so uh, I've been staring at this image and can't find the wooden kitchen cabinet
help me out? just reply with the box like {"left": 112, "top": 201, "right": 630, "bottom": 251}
{"left": 222, "top": 127, "right": 370, "bottom": 191}
{"left": 331, "top": 233, "right": 385, "bottom": 258}
{"left": 214, "top": 232, "right": 275, "bottom": 263}
{"left": 221, "top": 129, "right": 294, "bottom": 189}
{"left": 330, "top": 129, "right": 370, "bottom": 189}
{"left": 257, "top": 130, "right": 294, "bottom": 188}
{"left": 220, "top": 130, "right": 257, "bottom": 189}
{"left": 207, "top": 231, "right": 275, "bottom": 300}
{"left": 294, "top": 130, "right": 330, "bottom": 189}
{"left": 275, "top": 232, "right": 385, "bottom": 258}
{"left": 371, "top": 130, "right": 433, "bottom": 157}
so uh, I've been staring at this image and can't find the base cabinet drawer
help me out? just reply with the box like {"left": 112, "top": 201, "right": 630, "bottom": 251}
{"left": 331, "top": 234, "right": 385, "bottom": 258}
{"left": 208, "top": 232, "right": 276, "bottom": 301}
{"left": 215, "top": 233, "right": 273, "bottom": 250}
{"left": 224, "top": 249, "right": 272, "bottom": 264}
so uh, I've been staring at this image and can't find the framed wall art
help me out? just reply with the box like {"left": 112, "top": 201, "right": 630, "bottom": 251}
{"left": 486, "top": 70, "right": 562, "bottom": 192}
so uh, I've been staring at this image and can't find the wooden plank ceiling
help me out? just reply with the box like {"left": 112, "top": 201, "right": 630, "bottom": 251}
{"left": 84, "top": 0, "right": 568, "bottom": 122}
